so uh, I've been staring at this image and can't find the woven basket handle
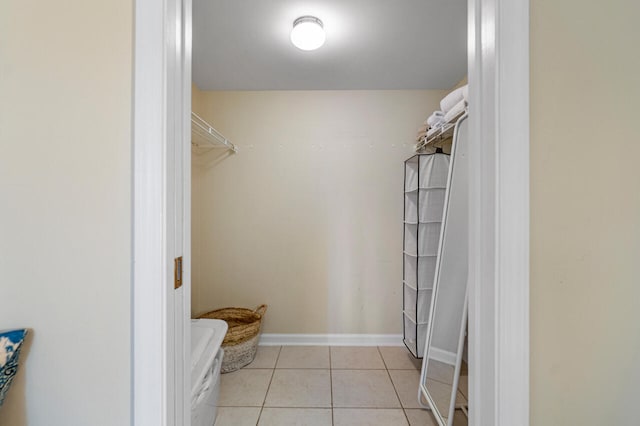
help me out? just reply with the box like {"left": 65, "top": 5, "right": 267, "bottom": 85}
{"left": 254, "top": 304, "right": 267, "bottom": 317}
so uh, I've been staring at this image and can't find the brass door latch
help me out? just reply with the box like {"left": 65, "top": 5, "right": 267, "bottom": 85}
{"left": 174, "top": 256, "right": 183, "bottom": 289}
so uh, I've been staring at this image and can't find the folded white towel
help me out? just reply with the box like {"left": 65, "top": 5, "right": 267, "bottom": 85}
{"left": 430, "top": 119, "right": 446, "bottom": 130}
{"left": 443, "top": 99, "right": 467, "bottom": 123}
{"left": 440, "top": 84, "right": 469, "bottom": 113}
{"left": 427, "top": 111, "right": 445, "bottom": 127}
{"left": 423, "top": 111, "right": 443, "bottom": 126}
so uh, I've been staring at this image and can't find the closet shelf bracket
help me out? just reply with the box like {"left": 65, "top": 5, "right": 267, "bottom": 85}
{"left": 191, "top": 112, "right": 238, "bottom": 153}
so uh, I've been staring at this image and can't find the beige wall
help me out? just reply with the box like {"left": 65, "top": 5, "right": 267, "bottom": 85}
{"left": 452, "top": 76, "right": 467, "bottom": 90}
{"left": 192, "top": 82, "right": 206, "bottom": 116}
{"left": 0, "top": 1, "right": 132, "bottom": 425}
{"left": 191, "top": 89, "right": 446, "bottom": 334}
{"left": 530, "top": 0, "right": 640, "bottom": 424}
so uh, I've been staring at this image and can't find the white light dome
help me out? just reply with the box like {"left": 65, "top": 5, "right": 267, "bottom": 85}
{"left": 290, "top": 16, "right": 325, "bottom": 51}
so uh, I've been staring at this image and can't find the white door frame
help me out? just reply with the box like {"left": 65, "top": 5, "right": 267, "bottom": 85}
{"left": 467, "top": 0, "right": 530, "bottom": 424}
{"left": 132, "top": 0, "right": 170, "bottom": 422}
{"left": 131, "top": 0, "right": 530, "bottom": 424}
{"left": 132, "top": 0, "right": 191, "bottom": 425}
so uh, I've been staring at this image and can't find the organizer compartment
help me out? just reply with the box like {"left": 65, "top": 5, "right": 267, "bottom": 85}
{"left": 403, "top": 312, "right": 428, "bottom": 358}
{"left": 419, "top": 188, "right": 446, "bottom": 223}
{"left": 404, "top": 192, "right": 418, "bottom": 224}
{"left": 403, "top": 254, "right": 437, "bottom": 290}
{"left": 403, "top": 283, "right": 433, "bottom": 324}
{"left": 418, "top": 222, "right": 442, "bottom": 256}
{"left": 405, "top": 156, "right": 419, "bottom": 192}
{"left": 404, "top": 224, "right": 418, "bottom": 256}
{"left": 419, "top": 153, "right": 450, "bottom": 189}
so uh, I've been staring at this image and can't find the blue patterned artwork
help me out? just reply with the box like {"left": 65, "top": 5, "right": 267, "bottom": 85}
{"left": 0, "top": 329, "right": 28, "bottom": 407}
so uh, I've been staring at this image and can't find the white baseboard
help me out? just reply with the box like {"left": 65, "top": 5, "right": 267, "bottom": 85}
{"left": 429, "top": 347, "right": 457, "bottom": 366}
{"left": 259, "top": 333, "right": 404, "bottom": 347}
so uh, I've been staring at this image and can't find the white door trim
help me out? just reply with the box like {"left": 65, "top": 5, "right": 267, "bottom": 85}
{"left": 132, "top": 0, "right": 190, "bottom": 425}
{"left": 132, "top": 0, "right": 169, "bottom": 423}
{"left": 132, "top": 0, "right": 530, "bottom": 424}
{"left": 179, "top": 0, "right": 193, "bottom": 424}
{"left": 467, "top": 0, "right": 530, "bottom": 425}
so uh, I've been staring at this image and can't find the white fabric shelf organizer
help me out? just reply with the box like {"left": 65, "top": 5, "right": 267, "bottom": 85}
{"left": 403, "top": 153, "right": 450, "bottom": 358}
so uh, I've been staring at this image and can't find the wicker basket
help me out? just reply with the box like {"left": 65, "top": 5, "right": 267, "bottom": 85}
{"left": 198, "top": 304, "right": 267, "bottom": 373}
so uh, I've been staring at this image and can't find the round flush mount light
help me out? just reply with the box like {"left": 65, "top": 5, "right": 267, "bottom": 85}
{"left": 290, "top": 16, "right": 325, "bottom": 51}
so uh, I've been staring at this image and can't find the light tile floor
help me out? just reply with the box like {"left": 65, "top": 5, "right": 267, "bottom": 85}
{"left": 215, "top": 346, "right": 468, "bottom": 426}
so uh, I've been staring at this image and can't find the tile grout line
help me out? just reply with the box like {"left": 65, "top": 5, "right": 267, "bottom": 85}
{"left": 329, "top": 346, "right": 334, "bottom": 426}
{"left": 257, "top": 406, "right": 412, "bottom": 409}
{"left": 255, "top": 346, "right": 282, "bottom": 426}
{"left": 257, "top": 367, "right": 338, "bottom": 369}
{"left": 221, "top": 405, "right": 422, "bottom": 410}
{"left": 377, "top": 346, "right": 412, "bottom": 426}
{"left": 273, "top": 345, "right": 283, "bottom": 370}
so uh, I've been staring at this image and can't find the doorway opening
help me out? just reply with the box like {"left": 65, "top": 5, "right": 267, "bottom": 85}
{"left": 132, "top": 0, "right": 530, "bottom": 425}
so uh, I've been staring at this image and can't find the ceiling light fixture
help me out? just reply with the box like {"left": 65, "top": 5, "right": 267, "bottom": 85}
{"left": 290, "top": 16, "right": 325, "bottom": 51}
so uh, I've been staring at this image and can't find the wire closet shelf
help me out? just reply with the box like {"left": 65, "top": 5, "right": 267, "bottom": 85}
{"left": 415, "top": 108, "right": 467, "bottom": 152}
{"left": 191, "top": 112, "right": 238, "bottom": 153}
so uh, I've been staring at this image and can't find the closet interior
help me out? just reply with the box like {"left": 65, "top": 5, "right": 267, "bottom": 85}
{"left": 188, "top": 1, "right": 470, "bottom": 425}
